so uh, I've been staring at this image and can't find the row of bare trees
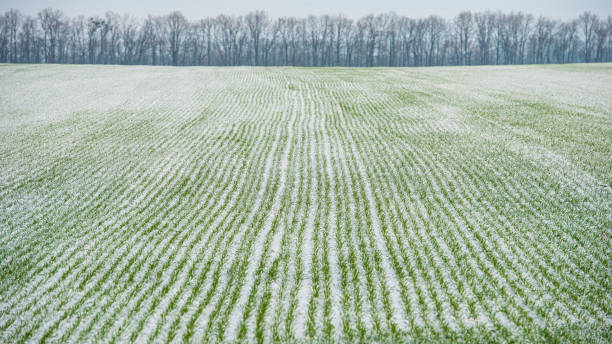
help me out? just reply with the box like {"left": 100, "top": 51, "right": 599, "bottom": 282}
{"left": 1, "top": 8, "right": 611, "bottom": 67}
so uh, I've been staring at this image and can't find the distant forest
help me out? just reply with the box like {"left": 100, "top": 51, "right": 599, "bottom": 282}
{"left": 0, "top": 8, "right": 611, "bottom": 67}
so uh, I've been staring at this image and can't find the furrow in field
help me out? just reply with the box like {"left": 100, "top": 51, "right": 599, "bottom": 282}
{"left": 104, "top": 79, "right": 281, "bottom": 343}
{"left": 127, "top": 78, "right": 284, "bottom": 343}
{"left": 0, "top": 81, "right": 226, "bottom": 317}
{"left": 184, "top": 82, "right": 288, "bottom": 343}
{"left": 224, "top": 73, "right": 297, "bottom": 341}
{"left": 329, "top": 91, "right": 409, "bottom": 334}
{"left": 1, "top": 65, "right": 610, "bottom": 342}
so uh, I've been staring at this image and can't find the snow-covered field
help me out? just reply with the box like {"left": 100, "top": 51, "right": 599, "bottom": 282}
{"left": 0, "top": 63, "right": 611, "bottom": 343}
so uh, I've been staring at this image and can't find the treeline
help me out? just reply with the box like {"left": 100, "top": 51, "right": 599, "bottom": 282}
{"left": 0, "top": 8, "right": 611, "bottom": 67}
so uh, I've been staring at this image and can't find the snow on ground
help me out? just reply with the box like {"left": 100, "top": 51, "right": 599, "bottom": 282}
{"left": 0, "top": 63, "right": 611, "bottom": 343}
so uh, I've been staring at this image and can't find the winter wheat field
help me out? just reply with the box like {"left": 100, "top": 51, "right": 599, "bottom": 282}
{"left": 1, "top": 63, "right": 611, "bottom": 343}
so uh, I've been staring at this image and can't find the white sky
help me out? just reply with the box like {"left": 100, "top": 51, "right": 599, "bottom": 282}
{"left": 1, "top": 0, "right": 610, "bottom": 20}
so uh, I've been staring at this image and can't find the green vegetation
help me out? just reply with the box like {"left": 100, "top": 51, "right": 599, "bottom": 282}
{"left": 0, "top": 63, "right": 611, "bottom": 343}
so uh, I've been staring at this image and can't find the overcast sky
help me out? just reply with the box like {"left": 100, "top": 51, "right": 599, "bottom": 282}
{"left": 1, "top": 0, "right": 610, "bottom": 20}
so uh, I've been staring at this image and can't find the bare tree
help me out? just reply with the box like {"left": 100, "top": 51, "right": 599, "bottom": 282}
{"left": 87, "top": 16, "right": 103, "bottom": 64}
{"left": 120, "top": 14, "right": 138, "bottom": 64}
{"left": 594, "top": 18, "right": 610, "bottom": 62}
{"left": 474, "top": 12, "right": 495, "bottom": 64}
{"left": 607, "top": 16, "right": 612, "bottom": 62}
{"left": 361, "top": 15, "right": 378, "bottom": 66}
{"left": 532, "top": 16, "right": 555, "bottom": 64}
{"left": 165, "top": 11, "right": 187, "bottom": 65}
{"left": 261, "top": 18, "right": 279, "bottom": 65}
{"left": 4, "top": 9, "right": 21, "bottom": 62}
{"left": 556, "top": 20, "right": 578, "bottom": 63}
{"left": 246, "top": 11, "right": 268, "bottom": 65}
{"left": 454, "top": 11, "right": 473, "bottom": 65}
{"left": 137, "top": 16, "right": 154, "bottom": 64}
{"left": 332, "top": 16, "right": 351, "bottom": 66}
{"left": 38, "top": 8, "right": 64, "bottom": 63}
{"left": 579, "top": 11, "right": 598, "bottom": 62}
{"left": 1, "top": 8, "right": 609, "bottom": 67}
{"left": 381, "top": 13, "right": 399, "bottom": 66}
{"left": 397, "top": 17, "right": 414, "bottom": 66}
{"left": 277, "top": 17, "right": 295, "bottom": 66}
{"left": 306, "top": 15, "right": 332, "bottom": 66}
{"left": 0, "top": 14, "right": 8, "bottom": 62}
{"left": 68, "top": 15, "right": 87, "bottom": 64}
{"left": 411, "top": 18, "right": 426, "bottom": 66}
{"left": 216, "top": 15, "right": 240, "bottom": 65}
{"left": 424, "top": 15, "right": 445, "bottom": 66}
{"left": 201, "top": 18, "right": 214, "bottom": 65}
{"left": 19, "top": 15, "right": 38, "bottom": 63}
